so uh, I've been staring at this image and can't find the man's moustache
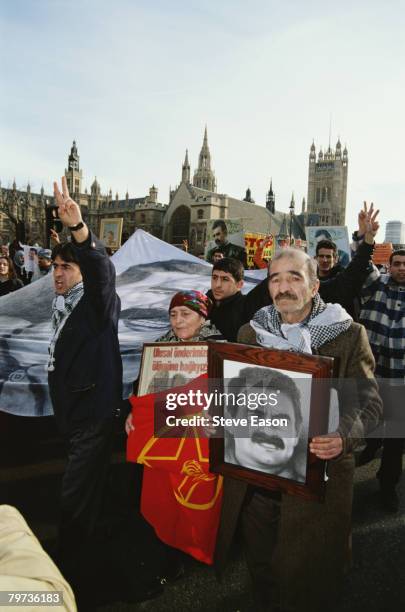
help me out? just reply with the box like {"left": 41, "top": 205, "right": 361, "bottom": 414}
{"left": 251, "top": 432, "right": 285, "bottom": 449}
{"left": 275, "top": 292, "right": 297, "bottom": 301}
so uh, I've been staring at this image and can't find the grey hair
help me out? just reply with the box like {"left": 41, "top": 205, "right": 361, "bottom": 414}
{"left": 268, "top": 248, "right": 318, "bottom": 286}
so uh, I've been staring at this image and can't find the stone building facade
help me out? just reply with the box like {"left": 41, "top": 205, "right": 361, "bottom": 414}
{"left": 0, "top": 142, "right": 166, "bottom": 245}
{"left": 0, "top": 181, "right": 52, "bottom": 245}
{"left": 64, "top": 141, "right": 167, "bottom": 240}
{"left": 163, "top": 128, "right": 284, "bottom": 255}
{"left": 306, "top": 140, "right": 348, "bottom": 225}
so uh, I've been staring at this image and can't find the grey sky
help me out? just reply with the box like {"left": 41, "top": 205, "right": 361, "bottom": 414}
{"left": 1, "top": 0, "right": 404, "bottom": 237}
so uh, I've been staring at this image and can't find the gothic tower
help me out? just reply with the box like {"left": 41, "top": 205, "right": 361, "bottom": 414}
{"left": 65, "top": 140, "right": 83, "bottom": 197}
{"left": 89, "top": 177, "right": 101, "bottom": 211}
{"left": 193, "top": 127, "right": 217, "bottom": 192}
{"left": 266, "top": 179, "right": 275, "bottom": 213}
{"left": 307, "top": 139, "right": 348, "bottom": 225}
{"left": 181, "top": 149, "right": 190, "bottom": 183}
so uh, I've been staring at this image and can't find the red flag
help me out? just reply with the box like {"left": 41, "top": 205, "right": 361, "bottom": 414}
{"left": 127, "top": 374, "right": 223, "bottom": 564}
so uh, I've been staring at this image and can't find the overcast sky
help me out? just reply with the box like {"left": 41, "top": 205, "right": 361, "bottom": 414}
{"left": 1, "top": 0, "right": 404, "bottom": 238}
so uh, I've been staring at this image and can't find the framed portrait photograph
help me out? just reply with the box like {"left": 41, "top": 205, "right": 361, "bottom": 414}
{"left": 305, "top": 225, "right": 351, "bottom": 267}
{"left": 99, "top": 217, "right": 123, "bottom": 250}
{"left": 208, "top": 343, "right": 336, "bottom": 501}
{"left": 138, "top": 342, "right": 209, "bottom": 396}
{"left": 205, "top": 218, "right": 246, "bottom": 265}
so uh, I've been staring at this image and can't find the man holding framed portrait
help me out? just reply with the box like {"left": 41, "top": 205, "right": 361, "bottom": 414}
{"left": 214, "top": 246, "right": 382, "bottom": 612}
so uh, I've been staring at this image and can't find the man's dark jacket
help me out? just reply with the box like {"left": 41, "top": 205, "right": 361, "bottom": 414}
{"left": 48, "top": 233, "right": 122, "bottom": 434}
{"left": 318, "top": 241, "right": 374, "bottom": 319}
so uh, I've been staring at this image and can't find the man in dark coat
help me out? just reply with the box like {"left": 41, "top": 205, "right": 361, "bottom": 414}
{"left": 315, "top": 204, "right": 379, "bottom": 319}
{"left": 48, "top": 177, "right": 122, "bottom": 593}
{"left": 206, "top": 258, "right": 270, "bottom": 342}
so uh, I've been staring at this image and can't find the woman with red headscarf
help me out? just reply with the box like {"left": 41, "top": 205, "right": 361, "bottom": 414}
{"left": 157, "top": 290, "right": 222, "bottom": 342}
{"left": 120, "top": 290, "right": 222, "bottom": 601}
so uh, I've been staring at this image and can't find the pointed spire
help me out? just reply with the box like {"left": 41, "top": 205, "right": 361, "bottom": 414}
{"left": 243, "top": 187, "right": 254, "bottom": 203}
{"left": 193, "top": 126, "right": 217, "bottom": 191}
{"left": 200, "top": 126, "right": 210, "bottom": 161}
{"left": 68, "top": 140, "right": 80, "bottom": 171}
{"left": 182, "top": 148, "right": 191, "bottom": 183}
{"left": 266, "top": 179, "right": 275, "bottom": 214}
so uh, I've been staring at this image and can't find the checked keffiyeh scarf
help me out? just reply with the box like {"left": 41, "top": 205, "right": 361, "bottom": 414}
{"left": 47, "top": 282, "right": 84, "bottom": 372}
{"left": 251, "top": 293, "right": 352, "bottom": 354}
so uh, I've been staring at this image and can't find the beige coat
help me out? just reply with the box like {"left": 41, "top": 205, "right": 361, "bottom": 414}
{"left": 0, "top": 506, "right": 76, "bottom": 612}
{"left": 215, "top": 321, "right": 382, "bottom": 611}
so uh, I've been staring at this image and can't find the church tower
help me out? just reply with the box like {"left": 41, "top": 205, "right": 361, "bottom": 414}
{"left": 307, "top": 139, "right": 348, "bottom": 225}
{"left": 65, "top": 140, "right": 83, "bottom": 197}
{"left": 266, "top": 179, "right": 275, "bottom": 213}
{"left": 193, "top": 127, "right": 217, "bottom": 192}
{"left": 181, "top": 149, "right": 190, "bottom": 183}
{"left": 89, "top": 177, "right": 101, "bottom": 211}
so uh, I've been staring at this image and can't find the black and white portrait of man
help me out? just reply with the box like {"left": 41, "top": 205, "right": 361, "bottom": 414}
{"left": 223, "top": 363, "right": 312, "bottom": 483}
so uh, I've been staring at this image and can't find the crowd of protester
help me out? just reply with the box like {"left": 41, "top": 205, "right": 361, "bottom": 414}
{"left": 0, "top": 238, "right": 55, "bottom": 295}
{"left": 1, "top": 183, "right": 404, "bottom": 611}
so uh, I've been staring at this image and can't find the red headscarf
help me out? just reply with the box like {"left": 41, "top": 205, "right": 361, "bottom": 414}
{"left": 169, "top": 290, "right": 212, "bottom": 319}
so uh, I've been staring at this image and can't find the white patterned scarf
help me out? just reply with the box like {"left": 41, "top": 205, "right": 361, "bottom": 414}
{"left": 251, "top": 293, "right": 352, "bottom": 354}
{"left": 47, "top": 282, "right": 84, "bottom": 372}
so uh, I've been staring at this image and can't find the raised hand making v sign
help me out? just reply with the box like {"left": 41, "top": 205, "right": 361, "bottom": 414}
{"left": 358, "top": 201, "right": 380, "bottom": 244}
{"left": 53, "top": 176, "right": 89, "bottom": 243}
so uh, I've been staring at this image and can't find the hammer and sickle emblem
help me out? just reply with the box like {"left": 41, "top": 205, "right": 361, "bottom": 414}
{"left": 173, "top": 459, "right": 222, "bottom": 510}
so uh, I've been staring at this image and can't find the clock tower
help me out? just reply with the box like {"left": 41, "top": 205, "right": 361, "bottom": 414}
{"left": 65, "top": 140, "right": 83, "bottom": 197}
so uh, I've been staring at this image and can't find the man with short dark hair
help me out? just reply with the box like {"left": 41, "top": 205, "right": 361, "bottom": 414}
{"left": 315, "top": 239, "right": 339, "bottom": 278}
{"left": 207, "top": 258, "right": 270, "bottom": 341}
{"left": 211, "top": 248, "right": 225, "bottom": 264}
{"left": 48, "top": 177, "right": 122, "bottom": 597}
{"left": 207, "top": 220, "right": 247, "bottom": 265}
{"left": 315, "top": 204, "right": 379, "bottom": 319}
{"left": 358, "top": 248, "right": 405, "bottom": 511}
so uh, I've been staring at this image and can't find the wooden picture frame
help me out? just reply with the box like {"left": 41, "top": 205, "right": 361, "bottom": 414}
{"left": 99, "top": 217, "right": 123, "bottom": 250}
{"left": 208, "top": 342, "right": 336, "bottom": 502}
{"left": 138, "top": 342, "right": 209, "bottom": 396}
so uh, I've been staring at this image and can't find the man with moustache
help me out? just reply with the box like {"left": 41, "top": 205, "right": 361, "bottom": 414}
{"left": 224, "top": 367, "right": 305, "bottom": 482}
{"left": 215, "top": 247, "right": 382, "bottom": 612}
